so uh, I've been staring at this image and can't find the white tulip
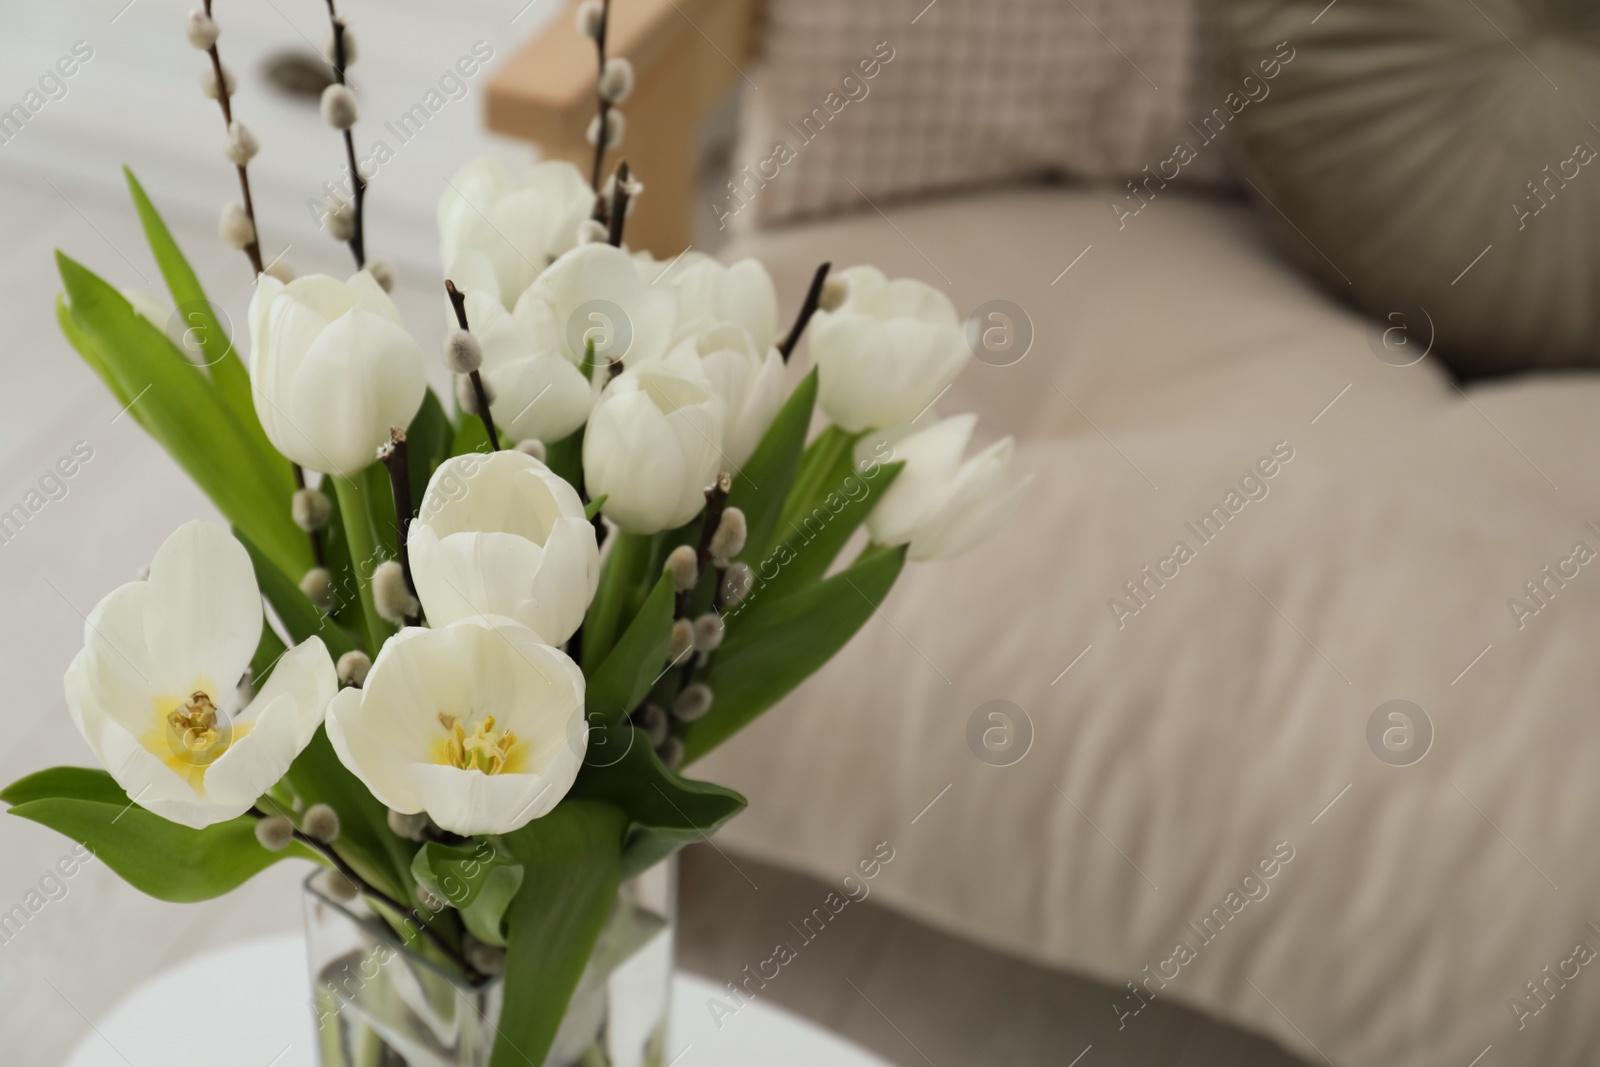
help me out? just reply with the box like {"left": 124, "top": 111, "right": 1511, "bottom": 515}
{"left": 248, "top": 270, "right": 427, "bottom": 478}
{"left": 808, "top": 265, "right": 971, "bottom": 433}
{"left": 438, "top": 157, "right": 595, "bottom": 308}
{"left": 858, "top": 413, "right": 1031, "bottom": 561}
{"left": 665, "top": 256, "right": 780, "bottom": 353}
{"left": 663, "top": 324, "right": 784, "bottom": 468}
{"left": 63, "top": 520, "right": 336, "bottom": 829}
{"left": 454, "top": 281, "right": 594, "bottom": 445}
{"left": 583, "top": 349, "right": 726, "bottom": 534}
{"left": 525, "top": 242, "right": 677, "bottom": 370}
{"left": 409, "top": 451, "right": 600, "bottom": 646}
{"left": 324, "top": 618, "right": 586, "bottom": 836}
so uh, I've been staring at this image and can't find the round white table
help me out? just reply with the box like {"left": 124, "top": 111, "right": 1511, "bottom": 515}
{"left": 64, "top": 934, "right": 889, "bottom": 1067}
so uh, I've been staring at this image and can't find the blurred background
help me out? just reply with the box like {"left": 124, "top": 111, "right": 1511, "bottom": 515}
{"left": 6, "top": 1, "right": 1600, "bottom": 1065}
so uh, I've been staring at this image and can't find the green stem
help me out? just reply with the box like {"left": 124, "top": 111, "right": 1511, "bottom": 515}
{"left": 582, "top": 530, "right": 652, "bottom": 673}
{"left": 775, "top": 425, "right": 857, "bottom": 547}
{"left": 333, "top": 474, "right": 394, "bottom": 654}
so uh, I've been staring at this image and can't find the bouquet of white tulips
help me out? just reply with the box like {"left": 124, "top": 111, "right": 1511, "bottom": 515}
{"left": 4, "top": 2, "right": 1028, "bottom": 1064}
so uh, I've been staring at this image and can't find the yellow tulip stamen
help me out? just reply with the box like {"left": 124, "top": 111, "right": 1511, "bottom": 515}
{"left": 168, "top": 691, "right": 223, "bottom": 756}
{"left": 437, "top": 712, "right": 520, "bottom": 775}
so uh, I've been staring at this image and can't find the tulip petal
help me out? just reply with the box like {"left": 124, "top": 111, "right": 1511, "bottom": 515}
{"left": 290, "top": 308, "right": 427, "bottom": 476}
{"left": 143, "top": 520, "right": 261, "bottom": 694}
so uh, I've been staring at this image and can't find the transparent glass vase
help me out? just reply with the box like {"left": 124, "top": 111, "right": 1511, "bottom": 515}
{"left": 303, "top": 857, "right": 676, "bottom": 1067}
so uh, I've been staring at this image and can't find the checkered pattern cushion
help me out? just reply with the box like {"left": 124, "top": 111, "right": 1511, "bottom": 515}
{"left": 727, "top": 0, "right": 1229, "bottom": 227}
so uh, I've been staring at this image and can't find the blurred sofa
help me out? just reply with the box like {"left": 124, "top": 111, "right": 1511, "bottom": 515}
{"left": 488, "top": 3, "right": 1600, "bottom": 1065}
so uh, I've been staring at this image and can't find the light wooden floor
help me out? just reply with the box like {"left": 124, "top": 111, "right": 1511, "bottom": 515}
{"left": 678, "top": 845, "right": 1314, "bottom": 1067}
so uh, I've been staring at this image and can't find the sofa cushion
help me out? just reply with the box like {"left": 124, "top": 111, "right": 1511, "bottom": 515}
{"left": 705, "top": 186, "right": 1600, "bottom": 1065}
{"left": 1222, "top": 0, "right": 1600, "bottom": 375}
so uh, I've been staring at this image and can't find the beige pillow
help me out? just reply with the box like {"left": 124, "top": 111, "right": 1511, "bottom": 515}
{"left": 723, "top": 0, "right": 1230, "bottom": 228}
{"left": 1221, "top": 0, "right": 1600, "bottom": 375}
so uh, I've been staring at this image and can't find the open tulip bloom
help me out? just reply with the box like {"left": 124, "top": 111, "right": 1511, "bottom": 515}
{"left": 6, "top": 9, "right": 1028, "bottom": 1066}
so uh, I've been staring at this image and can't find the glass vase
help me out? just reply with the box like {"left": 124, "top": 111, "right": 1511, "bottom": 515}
{"left": 303, "top": 857, "right": 676, "bottom": 1067}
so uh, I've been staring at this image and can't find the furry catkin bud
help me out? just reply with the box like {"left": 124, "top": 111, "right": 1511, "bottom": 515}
{"left": 219, "top": 201, "right": 255, "bottom": 250}
{"left": 638, "top": 704, "right": 669, "bottom": 747}
{"left": 709, "top": 506, "right": 746, "bottom": 562}
{"left": 366, "top": 259, "right": 395, "bottom": 292}
{"left": 264, "top": 258, "right": 295, "bottom": 283}
{"left": 416, "top": 885, "right": 445, "bottom": 913}
{"left": 514, "top": 438, "right": 547, "bottom": 462}
{"left": 668, "top": 618, "right": 694, "bottom": 664}
{"left": 665, "top": 544, "right": 698, "bottom": 593}
{"left": 372, "top": 560, "right": 418, "bottom": 623}
{"left": 673, "top": 682, "right": 713, "bottom": 723}
{"left": 819, "top": 275, "right": 849, "bottom": 313}
{"left": 200, "top": 64, "right": 236, "bottom": 100}
{"left": 455, "top": 372, "right": 496, "bottom": 416}
{"left": 656, "top": 736, "right": 684, "bottom": 771}
{"left": 445, "top": 330, "right": 483, "bottom": 373}
{"left": 225, "top": 121, "right": 258, "bottom": 165}
{"left": 720, "top": 561, "right": 753, "bottom": 605}
{"left": 292, "top": 487, "right": 332, "bottom": 531}
{"left": 576, "top": 0, "right": 605, "bottom": 39}
{"left": 336, "top": 650, "right": 372, "bottom": 688}
{"left": 299, "top": 566, "right": 336, "bottom": 612}
{"left": 692, "top": 613, "right": 725, "bottom": 654}
{"left": 187, "top": 10, "right": 220, "bottom": 50}
{"left": 320, "top": 84, "right": 358, "bottom": 129}
{"left": 586, "top": 110, "right": 625, "bottom": 149}
{"left": 303, "top": 803, "right": 341, "bottom": 843}
{"left": 325, "top": 198, "right": 355, "bottom": 241}
{"left": 577, "top": 219, "right": 609, "bottom": 246}
{"left": 318, "top": 869, "right": 361, "bottom": 902}
{"left": 465, "top": 938, "right": 506, "bottom": 974}
{"left": 255, "top": 816, "right": 294, "bottom": 851}
{"left": 598, "top": 57, "right": 635, "bottom": 104}
{"left": 328, "top": 21, "right": 356, "bottom": 65}
{"left": 387, "top": 809, "right": 431, "bottom": 841}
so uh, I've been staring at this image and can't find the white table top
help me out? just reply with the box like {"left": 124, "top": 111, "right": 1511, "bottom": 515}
{"left": 64, "top": 933, "right": 890, "bottom": 1067}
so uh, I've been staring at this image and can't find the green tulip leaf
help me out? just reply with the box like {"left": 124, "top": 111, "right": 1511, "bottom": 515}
{"left": 586, "top": 571, "right": 676, "bottom": 721}
{"left": 405, "top": 388, "right": 452, "bottom": 507}
{"left": 411, "top": 841, "right": 524, "bottom": 948}
{"left": 684, "top": 543, "right": 908, "bottom": 763}
{"left": 729, "top": 367, "right": 815, "bottom": 560}
{"left": 1, "top": 767, "right": 316, "bottom": 903}
{"left": 234, "top": 527, "right": 358, "bottom": 662}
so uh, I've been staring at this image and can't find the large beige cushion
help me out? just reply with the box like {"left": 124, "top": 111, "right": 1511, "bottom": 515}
{"left": 702, "top": 187, "right": 1600, "bottom": 1065}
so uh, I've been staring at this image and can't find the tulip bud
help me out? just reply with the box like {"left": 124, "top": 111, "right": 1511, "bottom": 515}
{"left": 657, "top": 736, "right": 684, "bottom": 771}
{"left": 292, "top": 487, "right": 332, "bottom": 531}
{"left": 638, "top": 703, "right": 669, "bottom": 747}
{"left": 336, "top": 650, "right": 372, "bottom": 688}
{"left": 366, "top": 258, "right": 395, "bottom": 292}
{"left": 219, "top": 201, "right": 255, "bottom": 250}
{"left": 387, "top": 808, "right": 431, "bottom": 841}
{"left": 321, "top": 84, "right": 358, "bottom": 129}
{"left": 586, "top": 110, "right": 624, "bottom": 149}
{"left": 721, "top": 561, "right": 753, "bottom": 605}
{"left": 303, "top": 803, "right": 341, "bottom": 843}
{"left": 576, "top": 0, "right": 605, "bottom": 39}
{"left": 255, "top": 815, "right": 294, "bottom": 851}
{"left": 455, "top": 372, "right": 496, "bottom": 415}
{"left": 673, "top": 682, "right": 713, "bottom": 723}
{"left": 577, "top": 219, "right": 609, "bottom": 245}
{"left": 372, "top": 560, "right": 418, "bottom": 623}
{"left": 665, "top": 544, "right": 698, "bottom": 593}
{"left": 598, "top": 57, "right": 635, "bottom": 103}
{"left": 186, "top": 10, "right": 220, "bottom": 49}
{"left": 709, "top": 506, "right": 746, "bottom": 562}
{"left": 514, "top": 438, "right": 547, "bottom": 462}
{"left": 819, "top": 275, "right": 849, "bottom": 312}
{"left": 299, "top": 566, "right": 337, "bottom": 612}
{"left": 224, "top": 121, "right": 258, "bottom": 165}
{"left": 692, "top": 613, "right": 724, "bottom": 654}
{"left": 264, "top": 258, "right": 295, "bottom": 283}
{"left": 200, "top": 63, "right": 236, "bottom": 100}
{"left": 444, "top": 329, "right": 483, "bottom": 374}
{"left": 318, "top": 869, "right": 361, "bottom": 902}
{"left": 668, "top": 617, "right": 693, "bottom": 663}
{"left": 325, "top": 198, "right": 355, "bottom": 241}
